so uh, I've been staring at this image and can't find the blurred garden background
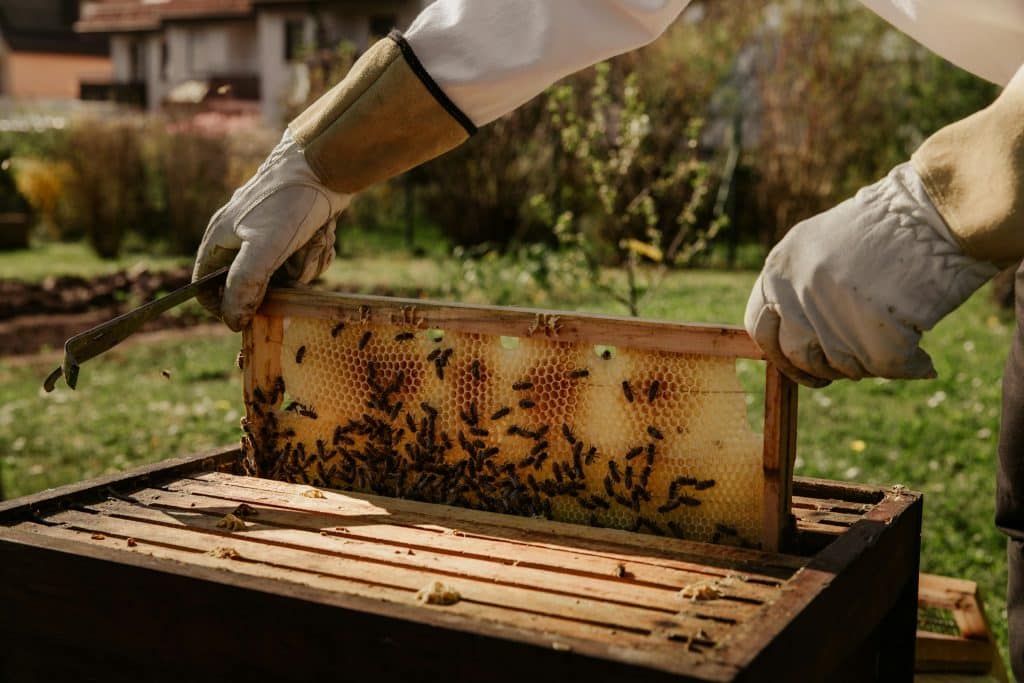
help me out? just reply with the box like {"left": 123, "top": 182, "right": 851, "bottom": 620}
{"left": 0, "top": 0, "right": 1014, "bottom": 660}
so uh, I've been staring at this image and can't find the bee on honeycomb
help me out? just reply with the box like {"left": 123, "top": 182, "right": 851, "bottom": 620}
{"left": 244, "top": 315, "right": 764, "bottom": 545}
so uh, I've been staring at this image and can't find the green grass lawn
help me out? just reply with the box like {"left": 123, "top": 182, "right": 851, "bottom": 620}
{"left": 0, "top": 261, "right": 1013, "bottom": 660}
{"left": 0, "top": 242, "right": 190, "bottom": 281}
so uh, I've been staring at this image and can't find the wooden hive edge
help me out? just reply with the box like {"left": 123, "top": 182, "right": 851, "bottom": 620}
{"left": 260, "top": 288, "right": 765, "bottom": 360}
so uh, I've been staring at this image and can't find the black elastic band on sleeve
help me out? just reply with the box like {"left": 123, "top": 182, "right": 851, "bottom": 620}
{"left": 388, "top": 29, "right": 477, "bottom": 136}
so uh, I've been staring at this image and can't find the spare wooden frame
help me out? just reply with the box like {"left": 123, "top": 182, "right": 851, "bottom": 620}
{"left": 244, "top": 289, "right": 799, "bottom": 552}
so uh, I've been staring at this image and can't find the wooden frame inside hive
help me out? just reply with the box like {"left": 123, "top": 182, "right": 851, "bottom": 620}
{"left": 241, "top": 289, "right": 798, "bottom": 552}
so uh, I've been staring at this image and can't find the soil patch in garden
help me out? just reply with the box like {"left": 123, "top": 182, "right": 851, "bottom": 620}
{"left": 0, "top": 265, "right": 427, "bottom": 356}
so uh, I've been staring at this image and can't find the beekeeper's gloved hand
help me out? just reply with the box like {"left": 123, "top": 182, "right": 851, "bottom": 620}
{"left": 744, "top": 163, "right": 997, "bottom": 387}
{"left": 746, "top": 59, "right": 1024, "bottom": 387}
{"left": 192, "top": 31, "right": 476, "bottom": 330}
{"left": 193, "top": 131, "right": 349, "bottom": 330}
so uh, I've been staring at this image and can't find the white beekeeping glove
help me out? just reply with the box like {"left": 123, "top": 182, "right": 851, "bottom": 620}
{"left": 745, "top": 163, "right": 997, "bottom": 387}
{"left": 193, "top": 33, "right": 475, "bottom": 330}
{"left": 193, "top": 130, "right": 349, "bottom": 330}
{"left": 747, "top": 58, "right": 1024, "bottom": 387}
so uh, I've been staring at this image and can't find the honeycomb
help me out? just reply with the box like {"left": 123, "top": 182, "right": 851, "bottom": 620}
{"left": 243, "top": 315, "right": 764, "bottom": 546}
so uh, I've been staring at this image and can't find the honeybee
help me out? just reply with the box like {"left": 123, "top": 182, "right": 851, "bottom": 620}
{"left": 561, "top": 423, "right": 576, "bottom": 444}
{"left": 512, "top": 380, "right": 534, "bottom": 391}
{"left": 490, "top": 407, "right": 512, "bottom": 420}
{"left": 358, "top": 331, "right": 373, "bottom": 350}
{"left": 569, "top": 368, "right": 590, "bottom": 379}
{"left": 658, "top": 499, "right": 682, "bottom": 513}
{"left": 621, "top": 381, "right": 634, "bottom": 403}
{"left": 647, "top": 380, "right": 661, "bottom": 403}
{"left": 625, "top": 446, "right": 644, "bottom": 461}
{"left": 394, "top": 332, "right": 415, "bottom": 342}
{"left": 330, "top": 321, "right": 345, "bottom": 337}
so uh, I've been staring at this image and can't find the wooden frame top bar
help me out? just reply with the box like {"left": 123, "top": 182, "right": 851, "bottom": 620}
{"left": 261, "top": 289, "right": 765, "bottom": 360}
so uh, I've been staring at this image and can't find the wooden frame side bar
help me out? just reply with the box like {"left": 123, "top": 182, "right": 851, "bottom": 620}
{"left": 241, "top": 314, "right": 284, "bottom": 474}
{"left": 260, "top": 289, "right": 764, "bottom": 360}
{"left": 761, "top": 367, "right": 798, "bottom": 552}
{"left": 242, "top": 313, "right": 284, "bottom": 408}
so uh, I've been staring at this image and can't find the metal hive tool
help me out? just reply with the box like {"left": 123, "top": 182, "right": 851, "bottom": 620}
{"left": 241, "top": 290, "right": 798, "bottom": 550}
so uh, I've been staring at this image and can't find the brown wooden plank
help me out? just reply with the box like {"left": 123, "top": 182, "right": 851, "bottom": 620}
{"left": 17, "top": 521, "right": 679, "bottom": 648}
{"left": 791, "top": 507, "right": 862, "bottom": 527}
{"left": 791, "top": 476, "right": 886, "bottom": 505}
{"left": 915, "top": 632, "right": 994, "bottom": 674}
{"left": 917, "top": 573, "right": 1009, "bottom": 682}
{"left": 1, "top": 525, "right": 739, "bottom": 682}
{"left": 162, "top": 477, "right": 788, "bottom": 590}
{"left": 116, "top": 487, "right": 774, "bottom": 611}
{"left": 37, "top": 508, "right": 737, "bottom": 643}
{"left": 791, "top": 520, "right": 848, "bottom": 537}
{"left": 0, "top": 445, "right": 238, "bottom": 522}
{"left": 719, "top": 489, "right": 922, "bottom": 681}
{"left": 760, "top": 367, "right": 798, "bottom": 552}
{"left": 791, "top": 495, "right": 873, "bottom": 515}
{"left": 79, "top": 495, "right": 765, "bottom": 619}
{"left": 184, "top": 471, "right": 805, "bottom": 577}
{"left": 260, "top": 288, "right": 765, "bottom": 360}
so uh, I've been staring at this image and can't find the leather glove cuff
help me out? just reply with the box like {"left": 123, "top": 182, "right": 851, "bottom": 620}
{"left": 913, "top": 62, "right": 1024, "bottom": 268}
{"left": 289, "top": 30, "right": 476, "bottom": 194}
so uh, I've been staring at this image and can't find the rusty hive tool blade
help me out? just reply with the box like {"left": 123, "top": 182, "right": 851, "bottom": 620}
{"left": 42, "top": 267, "right": 229, "bottom": 392}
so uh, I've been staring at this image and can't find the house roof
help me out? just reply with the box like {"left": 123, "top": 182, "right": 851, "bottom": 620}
{"left": 0, "top": 0, "right": 108, "bottom": 54}
{"left": 76, "top": 0, "right": 253, "bottom": 33}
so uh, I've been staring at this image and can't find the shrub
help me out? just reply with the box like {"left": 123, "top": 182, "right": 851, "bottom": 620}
{"left": 416, "top": 6, "right": 755, "bottom": 250}
{"left": 58, "top": 116, "right": 149, "bottom": 258}
{"left": 12, "top": 112, "right": 275, "bottom": 259}
{"left": 11, "top": 158, "right": 73, "bottom": 240}
{"left": 444, "top": 58, "right": 727, "bottom": 316}
{"left": 146, "top": 123, "right": 233, "bottom": 255}
{"left": 746, "top": 0, "right": 999, "bottom": 244}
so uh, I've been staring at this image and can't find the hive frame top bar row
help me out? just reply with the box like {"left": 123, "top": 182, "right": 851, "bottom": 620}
{"left": 260, "top": 289, "right": 765, "bottom": 361}
{"left": 253, "top": 288, "right": 797, "bottom": 552}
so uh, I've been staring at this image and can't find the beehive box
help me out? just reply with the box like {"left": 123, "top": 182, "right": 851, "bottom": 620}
{"left": 242, "top": 289, "right": 798, "bottom": 551}
{"left": 0, "top": 446, "right": 922, "bottom": 682}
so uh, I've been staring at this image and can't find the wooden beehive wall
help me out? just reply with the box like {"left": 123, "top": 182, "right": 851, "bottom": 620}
{"left": 241, "top": 289, "right": 798, "bottom": 551}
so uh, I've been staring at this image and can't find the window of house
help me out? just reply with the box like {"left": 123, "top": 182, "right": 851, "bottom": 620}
{"left": 284, "top": 18, "right": 305, "bottom": 61}
{"left": 369, "top": 14, "right": 397, "bottom": 40}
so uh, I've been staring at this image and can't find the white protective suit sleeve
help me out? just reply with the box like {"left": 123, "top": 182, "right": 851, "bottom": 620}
{"left": 858, "top": 0, "right": 1024, "bottom": 86}
{"left": 408, "top": 1, "right": 1024, "bottom": 127}
{"left": 406, "top": 0, "right": 690, "bottom": 127}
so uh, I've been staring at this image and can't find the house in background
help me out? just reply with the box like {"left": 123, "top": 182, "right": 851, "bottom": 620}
{"left": 0, "top": 0, "right": 111, "bottom": 100}
{"left": 75, "top": 0, "right": 428, "bottom": 124}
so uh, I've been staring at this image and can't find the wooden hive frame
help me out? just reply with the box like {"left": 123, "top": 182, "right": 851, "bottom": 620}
{"left": 243, "top": 289, "right": 798, "bottom": 552}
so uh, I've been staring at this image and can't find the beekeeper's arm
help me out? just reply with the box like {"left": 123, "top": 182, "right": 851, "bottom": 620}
{"left": 744, "top": 1, "right": 1024, "bottom": 387}
{"left": 193, "top": 0, "right": 688, "bottom": 330}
